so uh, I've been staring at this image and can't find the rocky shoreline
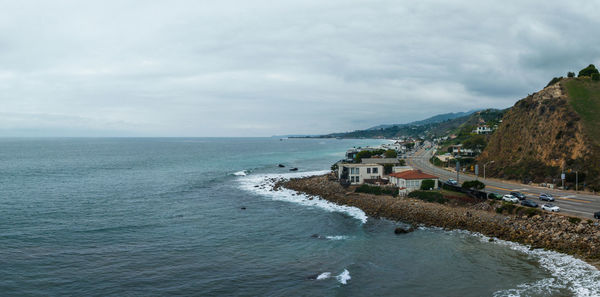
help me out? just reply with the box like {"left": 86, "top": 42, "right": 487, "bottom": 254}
{"left": 276, "top": 174, "right": 600, "bottom": 269}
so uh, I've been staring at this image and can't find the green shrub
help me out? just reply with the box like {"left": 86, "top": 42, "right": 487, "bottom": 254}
{"left": 578, "top": 64, "right": 599, "bottom": 77}
{"left": 408, "top": 191, "right": 448, "bottom": 204}
{"left": 384, "top": 149, "right": 398, "bottom": 158}
{"left": 592, "top": 73, "right": 600, "bottom": 81}
{"left": 568, "top": 217, "right": 582, "bottom": 224}
{"left": 462, "top": 180, "right": 485, "bottom": 190}
{"left": 355, "top": 184, "right": 397, "bottom": 197}
{"left": 496, "top": 202, "right": 516, "bottom": 214}
{"left": 567, "top": 72, "right": 575, "bottom": 78}
{"left": 519, "top": 207, "right": 543, "bottom": 217}
{"left": 546, "top": 76, "right": 562, "bottom": 87}
{"left": 420, "top": 179, "right": 435, "bottom": 190}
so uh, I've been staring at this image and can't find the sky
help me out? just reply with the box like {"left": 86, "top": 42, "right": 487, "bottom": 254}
{"left": 1, "top": 1, "right": 599, "bottom": 137}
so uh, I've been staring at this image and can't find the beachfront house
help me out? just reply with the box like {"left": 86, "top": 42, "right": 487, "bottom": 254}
{"left": 337, "top": 163, "right": 384, "bottom": 185}
{"left": 388, "top": 170, "right": 438, "bottom": 195}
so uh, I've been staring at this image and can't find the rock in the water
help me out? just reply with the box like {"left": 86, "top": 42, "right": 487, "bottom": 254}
{"left": 394, "top": 226, "right": 414, "bottom": 234}
{"left": 278, "top": 164, "right": 285, "bottom": 168}
{"left": 289, "top": 168, "right": 298, "bottom": 171}
{"left": 241, "top": 207, "right": 247, "bottom": 210}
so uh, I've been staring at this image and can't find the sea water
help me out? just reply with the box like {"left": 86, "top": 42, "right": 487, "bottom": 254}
{"left": 1, "top": 137, "right": 598, "bottom": 296}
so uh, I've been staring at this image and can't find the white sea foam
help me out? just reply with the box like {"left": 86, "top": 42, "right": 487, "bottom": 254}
{"left": 426, "top": 228, "right": 600, "bottom": 297}
{"left": 325, "top": 235, "right": 349, "bottom": 240}
{"left": 237, "top": 170, "right": 368, "bottom": 224}
{"left": 316, "top": 272, "right": 331, "bottom": 280}
{"left": 336, "top": 269, "right": 351, "bottom": 285}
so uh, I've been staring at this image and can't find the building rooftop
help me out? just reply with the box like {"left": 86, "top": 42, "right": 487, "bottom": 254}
{"left": 388, "top": 170, "right": 438, "bottom": 180}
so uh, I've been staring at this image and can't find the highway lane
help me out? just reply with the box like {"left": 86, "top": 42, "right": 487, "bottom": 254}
{"left": 407, "top": 148, "right": 600, "bottom": 219}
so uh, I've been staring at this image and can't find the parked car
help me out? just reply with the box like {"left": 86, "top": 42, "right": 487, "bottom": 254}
{"left": 541, "top": 204, "right": 560, "bottom": 212}
{"left": 521, "top": 200, "right": 538, "bottom": 208}
{"left": 447, "top": 179, "right": 458, "bottom": 186}
{"left": 510, "top": 192, "right": 526, "bottom": 200}
{"left": 594, "top": 211, "right": 600, "bottom": 219}
{"left": 488, "top": 193, "right": 502, "bottom": 200}
{"left": 502, "top": 194, "right": 519, "bottom": 203}
{"left": 539, "top": 193, "right": 555, "bottom": 202}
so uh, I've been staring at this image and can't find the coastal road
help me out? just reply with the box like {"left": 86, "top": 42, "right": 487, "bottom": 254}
{"left": 407, "top": 148, "right": 600, "bottom": 219}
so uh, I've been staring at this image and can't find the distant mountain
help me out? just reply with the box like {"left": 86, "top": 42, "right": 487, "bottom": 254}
{"left": 367, "top": 110, "right": 480, "bottom": 130}
{"left": 320, "top": 109, "right": 504, "bottom": 139}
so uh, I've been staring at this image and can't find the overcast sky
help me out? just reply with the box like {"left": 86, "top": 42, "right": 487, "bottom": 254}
{"left": 1, "top": 1, "right": 599, "bottom": 137}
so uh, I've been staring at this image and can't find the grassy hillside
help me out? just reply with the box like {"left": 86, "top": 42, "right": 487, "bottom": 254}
{"left": 565, "top": 79, "right": 600, "bottom": 145}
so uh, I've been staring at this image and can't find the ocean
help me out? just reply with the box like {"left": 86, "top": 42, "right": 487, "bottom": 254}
{"left": 1, "top": 137, "right": 599, "bottom": 296}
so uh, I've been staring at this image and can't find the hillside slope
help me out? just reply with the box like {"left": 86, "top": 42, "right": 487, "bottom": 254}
{"left": 479, "top": 78, "right": 600, "bottom": 190}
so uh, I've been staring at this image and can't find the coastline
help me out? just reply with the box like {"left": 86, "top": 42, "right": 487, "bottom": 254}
{"left": 277, "top": 174, "right": 600, "bottom": 270}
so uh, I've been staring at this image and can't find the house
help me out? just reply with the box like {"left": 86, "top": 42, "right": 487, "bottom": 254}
{"left": 337, "top": 163, "right": 385, "bottom": 185}
{"left": 475, "top": 125, "right": 493, "bottom": 134}
{"left": 435, "top": 154, "right": 454, "bottom": 162}
{"left": 345, "top": 149, "right": 360, "bottom": 162}
{"left": 388, "top": 170, "right": 439, "bottom": 195}
{"left": 450, "top": 144, "right": 476, "bottom": 156}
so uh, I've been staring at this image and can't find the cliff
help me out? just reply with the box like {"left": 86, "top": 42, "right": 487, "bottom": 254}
{"left": 478, "top": 78, "right": 600, "bottom": 190}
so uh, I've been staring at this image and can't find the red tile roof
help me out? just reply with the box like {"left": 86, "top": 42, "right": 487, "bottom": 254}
{"left": 388, "top": 170, "right": 438, "bottom": 180}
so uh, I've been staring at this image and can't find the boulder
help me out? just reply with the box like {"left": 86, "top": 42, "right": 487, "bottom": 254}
{"left": 394, "top": 226, "right": 414, "bottom": 234}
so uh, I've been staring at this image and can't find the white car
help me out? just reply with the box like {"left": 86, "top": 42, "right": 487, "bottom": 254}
{"left": 541, "top": 204, "right": 560, "bottom": 212}
{"left": 502, "top": 194, "right": 519, "bottom": 203}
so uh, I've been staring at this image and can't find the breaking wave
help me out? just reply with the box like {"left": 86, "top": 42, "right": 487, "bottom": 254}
{"left": 336, "top": 269, "right": 351, "bottom": 285}
{"left": 430, "top": 228, "right": 600, "bottom": 297}
{"left": 237, "top": 170, "right": 368, "bottom": 223}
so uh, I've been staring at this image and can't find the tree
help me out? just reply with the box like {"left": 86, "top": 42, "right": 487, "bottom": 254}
{"left": 592, "top": 73, "right": 600, "bottom": 81}
{"left": 578, "top": 64, "right": 599, "bottom": 77}
{"left": 354, "top": 150, "right": 372, "bottom": 162}
{"left": 384, "top": 149, "right": 398, "bottom": 158}
{"left": 461, "top": 180, "right": 485, "bottom": 190}
{"left": 420, "top": 179, "right": 435, "bottom": 190}
{"left": 567, "top": 72, "right": 575, "bottom": 78}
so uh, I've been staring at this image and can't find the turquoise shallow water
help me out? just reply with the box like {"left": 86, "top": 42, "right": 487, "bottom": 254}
{"left": 1, "top": 137, "right": 599, "bottom": 296}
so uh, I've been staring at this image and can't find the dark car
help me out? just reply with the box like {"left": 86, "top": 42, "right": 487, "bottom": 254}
{"left": 510, "top": 192, "right": 526, "bottom": 200}
{"left": 521, "top": 200, "right": 538, "bottom": 208}
{"left": 488, "top": 193, "right": 502, "bottom": 200}
{"left": 595, "top": 211, "right": 600, "bottom": 219}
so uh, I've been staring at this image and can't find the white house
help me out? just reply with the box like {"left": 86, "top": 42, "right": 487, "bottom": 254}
{"left": 337, "top": 163, "right": 385, "bottom": 185}
{"left": 388, "top": 170, "right": 439, "bottom": 195}
{"left": 450, "top": 144, "right": 476, "bottom": 156}
{"left": 475, "top": 125, "right": 493, "bottom": 134}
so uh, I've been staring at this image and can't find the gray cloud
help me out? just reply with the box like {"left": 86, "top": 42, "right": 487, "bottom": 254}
{"left": 1, "top": 0, "right": 599, "bottom": 136}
